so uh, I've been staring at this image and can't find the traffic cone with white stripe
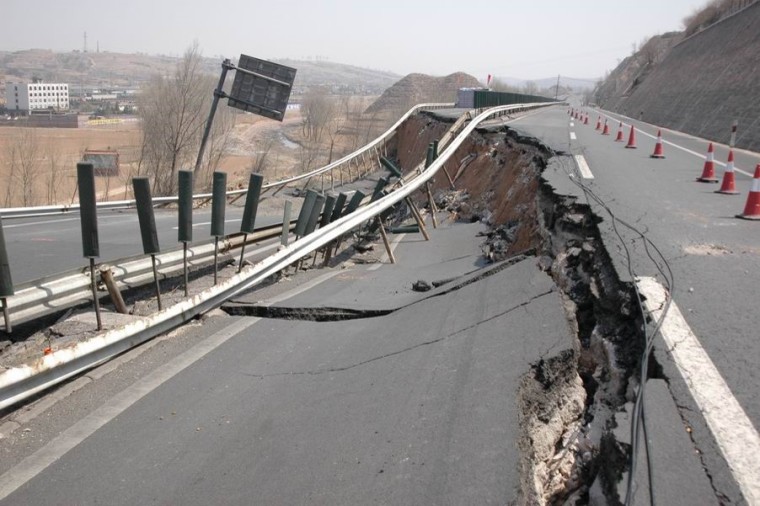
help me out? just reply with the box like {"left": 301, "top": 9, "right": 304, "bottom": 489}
{"left": 715, "top": 150, "right": 740, "bottom": 195}
{"left": 697, "top": 143, "right": 719, "bottom": 183}
{"left": 584, "top": 114, "right": 589, "bottom": 125}
{"left": 625, "top": 125, "right": 637, "bottom": 149}
{"left": 615, "top": 122, "right": 624, "bottom": 141}
{"left": 595, "top": 116, "right": 602, "bottom": 130}
{"left": 602, "top": 120, "right": 610, "bottom": 135}
{"left": 736, "top": 164, "right": 760, "bottom": 220}
{"left": 650, "top": 130, "right": 665, "bottom": 158}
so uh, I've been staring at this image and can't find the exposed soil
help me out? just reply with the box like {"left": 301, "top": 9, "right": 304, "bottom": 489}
{"left": 387, "top": 112, "right": 649, "bottom": 505}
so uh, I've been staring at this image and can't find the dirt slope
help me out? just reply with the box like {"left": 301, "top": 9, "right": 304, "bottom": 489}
{"left": 595, "top": 2, "right": 760, "bottom": 150}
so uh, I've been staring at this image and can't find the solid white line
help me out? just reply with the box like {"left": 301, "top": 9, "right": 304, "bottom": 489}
{"left": 171, "top": 218, "right": 242, "bottom": 230}
{"left": 0, "top": 317, "right": 260, "bottom": 501}
{"left": 637, "top": 277, "right": 760, "bottom": 506}
{"left": 570, "top": 132, "right": 577, "bottom": 140}
{"left": 599, "top": 112, "right": 753, "bottom": 177}
{"left": 3, "top": 215, "right": 125, "bottom": 229}
{"left": 574, "top": 154, "right": 594, "bottom": 179}
{"left": 261, "top": 269, "right": 345, "bottom": 306}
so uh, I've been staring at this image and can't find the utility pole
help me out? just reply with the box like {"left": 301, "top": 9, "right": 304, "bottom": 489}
{"left": 555, "top": 74, "right": 560, "bottom": 100}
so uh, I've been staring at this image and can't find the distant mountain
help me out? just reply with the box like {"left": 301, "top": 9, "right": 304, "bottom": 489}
{"left": 496, "top": 75, "right": 598, "bottom": 91}
{"left": 0, "top": 49, "right": 400, "bottom": 95}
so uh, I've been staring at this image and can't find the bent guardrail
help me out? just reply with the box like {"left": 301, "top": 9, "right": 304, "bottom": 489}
{"left": 0, "top": 102, "right": 556, "bottom": 411}
{"left": 4, "top": 222, "right": 293, "bottom": 327}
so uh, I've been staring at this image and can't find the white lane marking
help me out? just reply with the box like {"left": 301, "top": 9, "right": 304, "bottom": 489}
{"left": 369, "top": 233, "right": 406, "bottom": 271}
{"left": 574, "top": 154, "right": 594, "bottom": 179}
{"left": 261, "top": 269, "right": 344, "bottom": 306}
{"left": 3, "top": 215, "right": 125, "bottom": 229}
{"left": 637, "top": 277, "right": 760, "bottom": 506}
{"left": 0, "top": 317, "right": 259, "bottom": 501}
{"left": 171, "top": 218, "right": 242, "bottom": 230}
{"left": 0, "top": 259, "right": 345, "bottom": 499}
{"left": 599, "top": 112, "right": 754, "bottom": 178}
{"left": 570, "top": 132, "right": 577, "bottom": 140}
{"left": 570, "top": 122, "right": 575, "bottom": 127}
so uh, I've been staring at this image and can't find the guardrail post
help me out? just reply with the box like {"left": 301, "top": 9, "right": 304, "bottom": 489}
{"left": 333, "top": 190, "right": 365, "bottom": 255}
{"left": 0, "top": 216, "right": 13, "bottom": 333}
{"left": 371, "top": 177, "right": 388, "bottom": 202}
{"left": 405, "top": 197, "right": 430, "bottom": 241}
{"left": 238, "top": 173, "right": 264, "bottom": 272}
{"left": 211, "top": 171, "right": 227, "bottom": 285}
{"left": 424, "top": 144, "right": 439, "bottom": 228}
{"left": 294, "top": 190, "right": 318, "bottom": 240}
{"left": 99, "top": 265, "right": 128, "bottom": 314}
{"left": 178, "top": 170, "right": 193, "bottom": 296}
{"left": 281, "top": 201, "right": 292, "bottom": 246}
{"left": 77, "top": 162, "right": 102, "bottom": 331}
{"left": 133, "top": 176, "right": 162, "bottom": 310}
{"left": 376, "top": 216, "right": 396, "bottom": 264}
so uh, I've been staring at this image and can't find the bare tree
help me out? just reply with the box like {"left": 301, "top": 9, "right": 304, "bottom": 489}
{"left": 523, "top": 81, "right": 539, "bottom": 95}
{"left": 248, "top": 135, "right": 276, "bottom": 175}
{"left": 298, "top": 87, "right": 337, "bottom": 173}
{"left": 137, "top": 42, "right": 232, "bottom": 195}
{"left": 44, "top": 142, "right": 64, "bottom": 204}
{"left": 3, "top": 128, "right": 42, "bottom": 207}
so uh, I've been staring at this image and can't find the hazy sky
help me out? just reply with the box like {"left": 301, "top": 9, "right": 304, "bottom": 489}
{"left": 2, "top": 0, "right": 707, "bottom": 79}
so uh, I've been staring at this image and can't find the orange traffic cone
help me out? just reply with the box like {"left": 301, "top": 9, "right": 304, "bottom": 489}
{"left": 595, "top": 116, "right": 601, "bottom": 130}
{"left": 602, "top": 120, "right": 610, "bottom": 135}
{"left": 583, "top": 115, "right": 589, "bottom": 125}
{"left": 716, "top": 150, "right": 740, "bottom": 195}
{"left": 625, "top": 125, "right": 637, "bottom": 149}
{"left": 650, "top": 130, "right": 665, "bottom": 158}
{"left": 736, "top": 164, "right": 760, "bottom": 220}
{"left": 697, "top": 143, "right": 719, "bottom": 183}
{"left": 615, "top": 122, "right": 624, "bottom": 141}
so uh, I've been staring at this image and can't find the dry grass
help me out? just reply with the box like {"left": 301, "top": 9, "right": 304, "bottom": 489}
{"left": 0, "top": 100, "right": 385, "bottom": 208}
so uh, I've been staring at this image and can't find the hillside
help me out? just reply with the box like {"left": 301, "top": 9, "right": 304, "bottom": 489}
{"left": 365, "top": 72, "right": 481, "bottom": 115}
{"left": 0, "top": 50, "right": 399, "bottom": 95}
{"left": 594, "top": 1, "right": 760, "bottom": 150}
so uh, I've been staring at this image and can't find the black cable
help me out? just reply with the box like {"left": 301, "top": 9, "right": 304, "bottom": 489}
{"left": 561, "top": 165, "right": 675, "bottom": 506}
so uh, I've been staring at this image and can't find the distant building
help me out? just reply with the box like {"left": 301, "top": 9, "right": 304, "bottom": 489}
{"left": 4, "top": 80, "right": 70, "bottom": 113}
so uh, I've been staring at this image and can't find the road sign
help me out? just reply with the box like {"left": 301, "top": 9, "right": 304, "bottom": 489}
{"left": 228, "top": 55, "right": 297, "bottom": 121}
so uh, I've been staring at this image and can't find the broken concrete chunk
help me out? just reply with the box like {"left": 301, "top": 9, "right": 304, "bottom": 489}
{"left": 411, "top": 280, "right": 432, "bottom": 292}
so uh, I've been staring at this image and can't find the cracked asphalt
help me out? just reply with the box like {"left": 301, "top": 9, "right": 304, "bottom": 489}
{"left": 0, "top": 221, "right": 576, "bottom": 505}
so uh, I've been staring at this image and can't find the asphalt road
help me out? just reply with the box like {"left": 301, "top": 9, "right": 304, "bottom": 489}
{"left": 1, "top": 206, "right": 288, "bottom": 284}
{"left": 0, "top": 221, "right": 576, "bottom": 504}
{"left": 511, "top": 105, "right": 760, "bottom": 504}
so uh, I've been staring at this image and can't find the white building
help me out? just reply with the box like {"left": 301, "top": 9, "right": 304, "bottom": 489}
{"left": 4, "top": 81, "right": 70, "bottom": 113}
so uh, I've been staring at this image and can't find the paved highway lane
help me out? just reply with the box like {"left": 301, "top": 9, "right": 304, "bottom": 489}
{"left": 2, "top": 206, "right": 285, "bottom": 284}
{"left": 516, "top": 106, "right": 760, "bottom": 504}
{"left": 0, "top": 222, "right": 577, "bottom": 504}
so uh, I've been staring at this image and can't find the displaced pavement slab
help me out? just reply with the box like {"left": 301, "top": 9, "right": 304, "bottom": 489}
{"left": 600, "top": 379, "right": 715, "bottom": 505}
{"left": 0, "top": 256, "right": 575, "bottom": 505}
{"left": 226, "top": 221, "right": 491, "bottom": 312}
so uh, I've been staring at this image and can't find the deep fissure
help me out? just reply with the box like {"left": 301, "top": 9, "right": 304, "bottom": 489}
{"left": 390, "top": 116, "right": 656, "bottom": 504}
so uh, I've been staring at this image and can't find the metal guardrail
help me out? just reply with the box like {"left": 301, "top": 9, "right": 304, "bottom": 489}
{"left": 0, "top": 101, "right": 557, "bottom": 411}
{"left": 0, "top": 103, "right": 454, "bottom": 220}
{"left": 4, "top": 222, "right": 292, "bottom": 327}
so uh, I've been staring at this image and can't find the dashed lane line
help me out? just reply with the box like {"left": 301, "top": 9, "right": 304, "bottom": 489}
{"left": 637, "top": 277, "right": 760, "bottom": 506}
{"left": 570, "top": 132, "right": 577, "bottom": 140}
{"left": 574, "top": 154, "right": 594, "bottom": 179}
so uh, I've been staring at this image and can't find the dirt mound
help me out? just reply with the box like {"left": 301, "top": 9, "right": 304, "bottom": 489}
{"left": 365, "top": 72, "right": 480, "bottom": 115}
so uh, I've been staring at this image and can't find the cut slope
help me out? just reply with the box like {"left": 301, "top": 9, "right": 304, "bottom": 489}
{"left": 596, "top": 2, "right": 760, "bottom": 150}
